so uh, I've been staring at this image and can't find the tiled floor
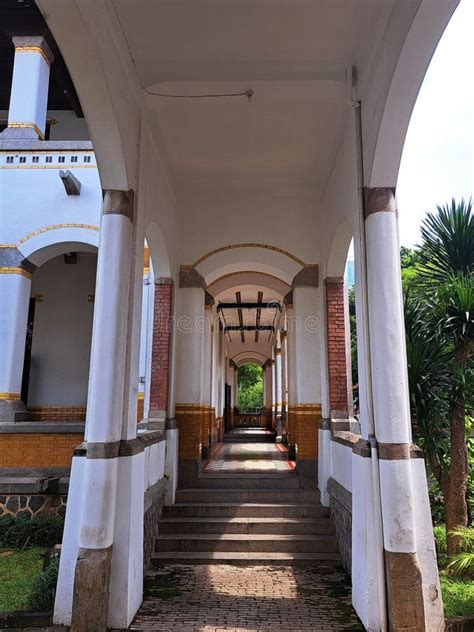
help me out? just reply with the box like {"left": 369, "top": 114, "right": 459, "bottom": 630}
{"left": 130, "top": 565, "right": 363, "bottom": 631}
{"left": 203, "top": 441, "right": 295, "bottom": 473}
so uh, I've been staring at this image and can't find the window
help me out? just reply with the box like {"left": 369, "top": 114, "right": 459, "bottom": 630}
{"left": 58, "top": 156, "right": 66, "bottom": 163}
{"left": 84, "top": 156, "right": 91, "bottom": 163}
{"left": 32, "top": 156, "right": 39, "bottom": 164}
{"left": 71, "top": 156, "right": 78, "bottom": 163}
{"left": 19, "top": 156, "right": 26, "bottom": 164}
{"left": 6, "top": 156, "right": 14, "bottom": 164}
{"left": 46, "top": 156, "right": 52, "bottom": 163}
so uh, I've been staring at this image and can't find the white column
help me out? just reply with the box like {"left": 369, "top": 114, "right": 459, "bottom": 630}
{"left": 365, "top": 188, "right": 443, "bottom": 630}
{"left": 274, "top": 344, "right": 283, "bottom": 440}
{"left": 271, "top": 356, "right": 276, "bottom": 427}
{"left": 200, "top": 296, "right": 214, "bottom": 457}
{"left": 285, "top": 300, "right": 297, "bottom": 458}
{"left": 2, "top": 36, "right": 54, "bottom": 140}
{"left": 291, "top": 266, "right": 321, "bottom": 478}
{"left": 0, "top": 252, "right": 34, "bottom": 422}
{"left": 55, "top": 190, "right": 136, "bottom": 632}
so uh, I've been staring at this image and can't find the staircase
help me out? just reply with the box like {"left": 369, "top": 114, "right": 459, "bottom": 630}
{"left": 152, "top": 475, "right": 340, "bottom": 567}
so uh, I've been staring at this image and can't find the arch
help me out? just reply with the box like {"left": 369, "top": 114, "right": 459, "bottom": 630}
{"left": 37, "top": 0, "right": 136, "bottom": 190}
{"left": 209, "top": 271, "right": 290, "bottom": 300}
{"left": 367, "top": 0, "right": 458, "bottom": 187}
{"left": 192, "top": 243, "right": 306, "bottom": 268}
{"left": 232, "top": 351, "right": 268, "bottom": 367}
{"left": 326, "top": 221, "right": 353, "bottom": 278}
{"left": 18, "top": 226, "right": 99, "bottom": 267}
{"left": 145, "top": 222, "right": 171, "bottom": 278}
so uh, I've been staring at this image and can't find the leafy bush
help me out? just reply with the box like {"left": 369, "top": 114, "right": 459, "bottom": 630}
{"left": 0, "top": 514, "right": 64, "bottom": 549}
{"left": 237, "top": 364, "right": 263, "bottom": 412}
{"left": 446, "top": 527, "right": 474, "bottom": 576}
{"left": 27, "top": 555, "right": 59, "bottom": 611}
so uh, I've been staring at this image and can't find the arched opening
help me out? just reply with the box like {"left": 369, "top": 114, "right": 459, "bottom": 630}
{"left": 24, "top": 244, "right": 97, "bottom": 421}
{"left": 236, "top": 362, "right": 263, "bottom": 415}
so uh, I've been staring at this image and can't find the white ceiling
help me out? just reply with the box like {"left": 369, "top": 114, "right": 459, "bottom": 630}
{"left": 112, "top": 0, "right": 395, "bottom": 185}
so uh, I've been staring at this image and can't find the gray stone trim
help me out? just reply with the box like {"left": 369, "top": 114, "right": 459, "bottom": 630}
{"left": 59, "top": 169, "right": 81, "bottom": 195}
{"left": 155, "top": 276, "right": 173, "bottom": 285}
{"left": 331, "top": 430, "right": 359, "bottom": 449}
{"left": 0, "top": 140, "right": 93, "bottom": 151}
{"left": 291, "top": 264, "right": 318, "bottom": 289}
{"left": 327, "top": 477, "right": 352, "bottom": 514}
{"left": 144, "top": 477, "right": 167, "bottom": 513}
{"left": 0, "top": 421, "right": 85, "bottom": 434}
{"left": 166, "top": 417, "right": 178, "bottom": 429}
{"left": 363, "top": 187, "right": 396, "bottom": 219}
{"left": 205, "top": 291, "right": 215, "bottom": 306}
{"left": 0, "top": 467, "right": 70, "bottom": 477}
{"left": 319, "top": 418, "right": 331, "bottom": 430}
{"left": 74, "top": 442, "right": 87, "bottom": 457}
{"left": 102, "top": 189, "right": 134, "bottom": 222}
{"left": 324, "top": 276, "right": 344, "bottom": 285}
{"left": 0, "top": 474, "right": 68, "bottom": 494}
{"left": 72, "top": 545, "right": 113, "bottom": 631}
{"left": 12, "top": 36, "right": 54, "bottom": 65}
{"left": 352, "top": 437, "right": 371, "bottom": 458}
{"left": 0, "top": 247, "right": 36, "bottom": 274}
{"left": 179, "top": 266, "right": 206, "bottom": 289}
{"left": 86, "top": 441, "right": 120, "bottom": 459}
{"left": 137, "top": 430, "right": 165, "bottom": 448}
{"left": 378, "top": 442, "right": 424, "bottom": 460}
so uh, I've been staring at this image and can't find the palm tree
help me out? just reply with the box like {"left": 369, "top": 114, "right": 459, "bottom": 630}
{"left": 408, "top": 199, "right": 473, "bottom": 557}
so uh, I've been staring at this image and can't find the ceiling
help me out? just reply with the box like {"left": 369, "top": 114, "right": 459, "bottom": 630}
{"left": 112, "top": 0, "right": 395, "bottom": 186}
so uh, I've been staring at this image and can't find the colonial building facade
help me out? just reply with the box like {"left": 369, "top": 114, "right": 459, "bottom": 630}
{"left": 0, "top": 1, "right": 458, "bottom": 630}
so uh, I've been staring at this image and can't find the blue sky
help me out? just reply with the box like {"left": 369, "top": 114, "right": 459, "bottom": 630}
{"left": 397, "top": 0, "right": 474, "bottom": 246}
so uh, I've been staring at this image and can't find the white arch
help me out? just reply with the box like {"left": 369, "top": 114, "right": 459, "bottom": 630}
{"left": 37, "top": 0, "right": 138, "bottom": 190}
{"left": 18, "top": 227, "right": 99, "bottom": 267}
{"left": 367, "top": 0, "right": 458, "bottom": 187}
{"left": 146, "top": 222, "right": 172, "bottom": 278}
{"left": 326, "top": 221, "right": 353, "bottom": 278}
{"left": 232, "top": 351, "right": 268, "bottom": 367}
{"left": 209, "top": 271, "right": 290, "bottom": 299}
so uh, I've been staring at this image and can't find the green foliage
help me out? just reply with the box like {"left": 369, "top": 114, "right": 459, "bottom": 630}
{"left": 348, "top": 287, "right": 358, "bottom": 411}
{"left": 440, "top": 575, "right": 474, "bottom": 619}
{"left": 446, "top": 527, "right": 474, "bottom": 576}
{"left": 0, "top": 514, "right": 64, "bottom": 550}
{"left": 27, "top": 555, "right": 59, "bottom": 612}
{"left": 0, "top": 547, "right": 46, "bottom": 612}
{"left": 237, "top": 364, "right": 263, "bottom": 412}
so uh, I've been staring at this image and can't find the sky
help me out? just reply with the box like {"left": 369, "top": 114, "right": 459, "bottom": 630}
{"left": 397, "top": 0, "right": 474, "bottom": 247}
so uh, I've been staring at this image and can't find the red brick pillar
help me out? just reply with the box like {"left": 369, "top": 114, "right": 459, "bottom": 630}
{"left": 325, "top": 277, "right": 350, "bottom": 416}
{"left": 149, "top": 277, "right": 173, "bottom": 418}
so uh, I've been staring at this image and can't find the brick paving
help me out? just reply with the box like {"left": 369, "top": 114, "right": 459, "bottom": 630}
{"left": 129, "top": 564, "right": 363, "bottom": 631}
{"left": 203, "top": 443, "right": 294, "bottom": 473}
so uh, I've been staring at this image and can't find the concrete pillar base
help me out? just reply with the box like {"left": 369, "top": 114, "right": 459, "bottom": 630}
{"left": 0, "top": 399, "right": 29, "bottom": 423}
{"left": 384, "top": 550, "right": 426, "bottom": 631}
{"left": 70, "top": 546, "right": 113, "bottom": 632}
{"left": 296, "top": 459, "right": 318, "bottom": 488}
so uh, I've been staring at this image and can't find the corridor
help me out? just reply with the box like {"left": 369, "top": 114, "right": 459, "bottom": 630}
{"left": 130, "top": 431, "right": 361, "bottom": 631}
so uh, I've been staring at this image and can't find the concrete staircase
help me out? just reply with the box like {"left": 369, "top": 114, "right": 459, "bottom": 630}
{"left": 152, "top": 477, "right": 340, "bottom": 567}
{"left": 223, "top": 428, "right": 275, "bottom": 443}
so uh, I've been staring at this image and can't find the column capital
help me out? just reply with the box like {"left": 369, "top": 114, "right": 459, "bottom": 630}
{"left": 291, "top": 264, "right": 318, "bottom": 289}
{"left": 155, "top": 276, "right": 173, "bottom": 286}
{"left": 229, "top": 359, "right": 238, "bottom": 369}
{"left": 102, "top": 189, "right": 134, "bottom": 222}
{"left": 205, "top": 291, "right": 215, "bottom": 307}
{"left": 0, "top": 246, "right": 36, "bottom": 278}
{"left": 283, "top": 290, "right": 293, "bottom": 307}
{"left": 12, "top": 35, "right": 54, "bottom": 66}
{"left": 363, "top": 187, "right": 396, "bottom": 219}
{"left": 324, "top": 276, "right": 344, "bottom": 286}
{"left": 179, "top": 266, "right": 206, "bottom": 290}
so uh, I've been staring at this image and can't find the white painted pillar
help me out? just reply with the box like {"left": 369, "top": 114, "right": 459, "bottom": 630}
{"left": 0, "top": 251, "right": 35, "bottom": 422}
{"left": 200, "top": 296, "right": 214, "bottom": 457}
{"left": 274, "top": 344, "right": 283, "bottom": 440}
{"left": 175, "top": 267, "right": 206, "bottom": 483}
{"left": 365, "top": 188, "right": 443, "bottom": 630}
{"left": 285, "top": 299, "right": 297, "bottom": 459}
{"left": 2, "top": 36, "right": 54, "bottom": 140}
{"left": 281, "top": 329, "right": 288, "bottom": 420}
{"left": 271, "top": 355, "right": 276, "bottom": 428}
{"left": 291, "top": 266, "right": 321, "bottom": 479}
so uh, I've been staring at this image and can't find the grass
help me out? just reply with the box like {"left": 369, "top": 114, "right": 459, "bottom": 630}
{"left": 0, "top": 548, "right": 46, "bottom": 612}
{"left": 440, "top": 575, "right": 474, "bottom": 619}
{"left": 434, "top": 524, "right": 474, "bottom": 620}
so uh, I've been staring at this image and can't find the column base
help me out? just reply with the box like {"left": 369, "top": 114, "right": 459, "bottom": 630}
{"left": 384, "top": 550, "right": 426, "bottom": 631}
{"left": 0, "top": 399, "right": 29, "bottom": 423}
{"left": 178, "top": 460, "right": 201, "bottom": 487}
{"left": 296, "top": 459, "right": 318, "bottom": 488}
{"left": 70, "top": 546, "right": 113, "bottom": 632}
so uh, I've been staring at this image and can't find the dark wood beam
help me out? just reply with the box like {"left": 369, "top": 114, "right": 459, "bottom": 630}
{"left": 236, "top": 291, "right": 245, "bottom": 343}
{"left": 255, "top": 291, "right": 263, "bottom": 343}
{"left": 217, "top": 302, "right": 281, "bottom": 311}
{"left": 225, "top": 326, "right": 275, "bottom": 332}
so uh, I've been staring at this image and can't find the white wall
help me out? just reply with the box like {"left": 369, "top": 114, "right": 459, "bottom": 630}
{"left": 28, "top": 252, "right": 96, "bottom": 406}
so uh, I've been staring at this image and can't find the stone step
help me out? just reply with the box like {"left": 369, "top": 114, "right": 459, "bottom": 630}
{"left": 165, "top": 502, "right": 329, "bottom": 519}
{"left": 151, "top": 551, "right": 341, "bottom": 567}
{"left": 159, "top": 516, "right": 335, "bottom": 535}
{"left": 155, "top": 533, "right": 338, "bottom": 554}
{"left": 175, "top": 488, "right": 320, "bottom": 504}
{"left": 223, "top": 433, "right": 274, "bottom": 443}
{"left": 196, "top": 473, "right": 300, "bottom": 489}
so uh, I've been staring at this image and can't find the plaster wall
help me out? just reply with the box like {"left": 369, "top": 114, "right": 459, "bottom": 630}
{"left": 330, "top": 441, "right": 352, "bottom": 493}
{"left": 28, "top": 252, "right": 96, "bottom": 406}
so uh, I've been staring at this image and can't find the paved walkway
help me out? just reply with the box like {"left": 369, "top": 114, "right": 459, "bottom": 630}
{"left": 203, "top": 440, "right": 294, "bottom": 473}
{"left": 130, "top": 564, "right": 363, "bottom": 631}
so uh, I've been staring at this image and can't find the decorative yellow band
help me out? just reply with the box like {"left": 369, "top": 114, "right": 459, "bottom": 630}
{"left": 15, "top": 46, "right": 52, "bottom": 66}
{"left": 7, "top": 122, "right": 45, "bottom": 140}
{"left": 17, "top": 224, "right": 99, "bottom": 246}
{"left": 0, "top": 267, "right": 32, "bottom": 280}
{"left": 0, "top": 393, "right": 21, "bottom": 400}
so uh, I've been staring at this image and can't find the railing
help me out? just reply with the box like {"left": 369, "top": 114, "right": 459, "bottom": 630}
{"left": 236, "top": 411, "right": 262, "bottom": 427}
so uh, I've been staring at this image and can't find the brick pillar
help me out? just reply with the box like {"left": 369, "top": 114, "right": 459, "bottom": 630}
{"left": 325, "top": 277, "right": 350, "bottom": 417}
{"left": 149, "top": 277, "right": 173, "bottom": 419}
